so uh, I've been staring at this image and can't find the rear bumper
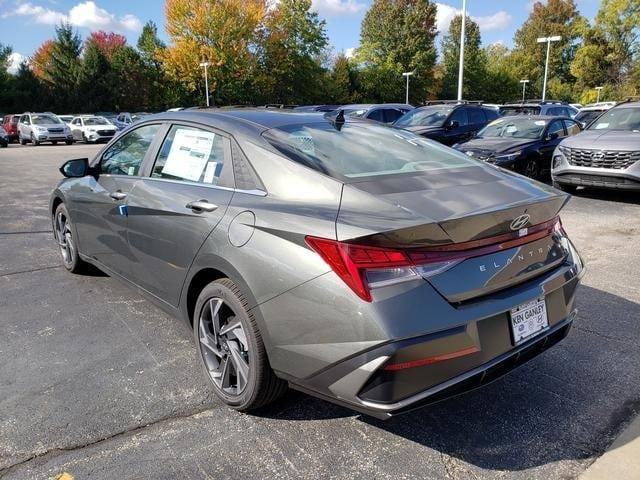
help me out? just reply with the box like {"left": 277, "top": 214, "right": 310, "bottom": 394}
{"left": 291, "top": 313, "right": 574, "bottom": 419}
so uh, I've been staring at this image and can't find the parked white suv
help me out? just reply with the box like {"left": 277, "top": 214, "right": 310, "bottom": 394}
{"left": 70, "top": 116, "right": 117, "bottom": 143}
{"left": 18, "top": 113, "right": 73, "bottom": 146}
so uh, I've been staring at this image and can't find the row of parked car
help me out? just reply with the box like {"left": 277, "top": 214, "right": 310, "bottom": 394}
{"left": 0, "top": 111, "right": 150, "bottom": 147}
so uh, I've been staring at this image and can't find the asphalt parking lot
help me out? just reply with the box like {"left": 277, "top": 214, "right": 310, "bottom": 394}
{"left": 1, "top": 143, "right": 639, "bottom": 480}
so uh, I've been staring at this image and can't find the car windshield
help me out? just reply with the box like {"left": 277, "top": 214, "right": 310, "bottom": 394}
{"left": 84, "top": 117, "right": 110, "bottom": 126}
{"left": 393, "top": 106, "right": 452, "bottom": 127}
{"left": 263, "top": 122, "right": 478, "bottom": 180}
{"left": 32, "top": 115, "right": 61, "bottom": 125}
{"left": 477, "top": 117, "right": 547, "bottom": 139}
{"left": 588, "top": 107, "right": 640, "bottom": 131}
{"left": 575, "top": 110, "right": 604, "bottom": 126}
{"left": 500, "top": 106, "right": 541, "bottom": 116}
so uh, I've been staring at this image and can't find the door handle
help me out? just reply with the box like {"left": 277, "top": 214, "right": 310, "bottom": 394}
{"left": 186, "top": 200, "right": 218, "bottom": 213}
{"left": 110, "top": 191, "right": 127, "bottom": 201}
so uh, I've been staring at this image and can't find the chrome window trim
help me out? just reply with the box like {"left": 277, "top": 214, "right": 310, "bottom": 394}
{"left": 140, "top": 176, "right": 267, "bottom": 196}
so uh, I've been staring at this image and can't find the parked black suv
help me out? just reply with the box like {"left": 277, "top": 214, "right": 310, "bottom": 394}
{"left": 499, "top": 100, "right": 578, "bottom": 118}
{"left": 393, "top": 102, "right": 499, "bottom": 146}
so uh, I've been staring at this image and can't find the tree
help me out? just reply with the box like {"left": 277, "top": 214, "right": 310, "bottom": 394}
{"left": 136, "top": 21, "right": 173, "bottom": 110}
{"left": 30, "top": 40, "right": 55, "bottom": 81}
{"left": 483, "top": 43, "right": 521, "bottom": 103}
{"left": 358, "top": 0, "right": 438, "bottom": 103}
{"left": 0, "top": 43, "right": 13, "bottom": 109}
{"left": 137, "top": 21, "right": 165, "bottom": 68}
{"left": 254, "top": 0, "right": 329, "bottom": 104}
{"left": 439, "top": 15, "right": 486, "bottom": 100}
{"left": 87, "top": 31, "right": 127, "bottom": 60}
{"left": 109, "top": 46, "right": 149, "bottom": 111}
{"left": 509, "top": 0, "right": 586, "bottom": 98}
{"left": 78, "top": 39, "right": 113, "bottom": 112}
{"left": 162, "top": 0, "right": 265, "bottom": 105}
{"left": 45, "top": 23, "right": 82, "bottom": 111}
{"left": 329, "top": 53, "right": 360, "bottom": 104}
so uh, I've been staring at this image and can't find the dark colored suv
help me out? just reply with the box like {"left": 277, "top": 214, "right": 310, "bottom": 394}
{"left": 499, "top": 101, "right": 578, "bottom": 118}
{"left": 393, "top": 102, "right": 499, "bottom": 146}
{"left": 2, "top": 114, "right": 20, "bottom": 142}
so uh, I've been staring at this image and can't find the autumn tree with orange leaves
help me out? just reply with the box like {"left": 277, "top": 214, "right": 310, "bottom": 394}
{"left": 30, "top": 40, "right": 55, "bottom": 81}
{"left": 163, "top": 0, "right": 265, "bottom": 105}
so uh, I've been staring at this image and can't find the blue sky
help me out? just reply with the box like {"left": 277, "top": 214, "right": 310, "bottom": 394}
{"left": 1, "top": 0, "right": 601, "bottom": 71}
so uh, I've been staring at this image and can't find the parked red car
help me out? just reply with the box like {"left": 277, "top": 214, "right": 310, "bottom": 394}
{"left": 2, "top": 114, "right": 20, "bottom": 142}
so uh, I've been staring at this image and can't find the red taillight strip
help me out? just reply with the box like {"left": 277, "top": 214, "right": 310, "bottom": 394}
{"left": 382, "top": 346, "right": 480, "bottom": 371}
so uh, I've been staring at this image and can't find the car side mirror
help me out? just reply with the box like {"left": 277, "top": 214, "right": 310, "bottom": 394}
{"left": 546, "top": 132, "right": 559, "bottom": 141}
{"left": 446, "top": 120, "right": 459, "bottom": 130}
{"left": 60, "top": 158, "right": 89, "bottom": 178}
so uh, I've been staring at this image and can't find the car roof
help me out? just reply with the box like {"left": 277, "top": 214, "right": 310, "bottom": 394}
{"left": 497, "top": 115, "right": 573, "bottom": 122}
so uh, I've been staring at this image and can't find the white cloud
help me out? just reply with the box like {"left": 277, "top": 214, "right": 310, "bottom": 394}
{"left": 4, "top": 1, "right": 141, "bottom": 32}
{"left": 7, "top": 52, "right": 26, "bottom": 74}
{"left": 436, "top": 3, "right": 512, "bottom": 34}
{"left": 345, "top": 47, "right": 356, "bottom": 59}
{"left": 311, "top": 0, "right": 367, "bottom": 16}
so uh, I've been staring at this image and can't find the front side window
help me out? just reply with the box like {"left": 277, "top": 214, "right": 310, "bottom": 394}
{"left": 151, "top": 125, "right": 233, "bottom": 187}
{"left": 547, "top": 120, "right": 566, "bottom": 138}
{"left": 383, "top": 109, "right": 404, "bottom": 123}
{"left": 263, "top": 122, "right": 479, "bottom": 180}
{"left": 100, "top": 124, "right": 159, "bottom": 176}
{"left": 588, "top": 108, "right": 640, "bottom": 131}
{"left": 367, "top": 109, "right": 384, "bottom": 122}
{"left": 449, "top": 108, "right": 469, "bottom": 126}
{"left": 84, "top": 117, "right": 110, "bottom": 126}
{"left": 564, "top": 120, "right": 581, "bottom": 136}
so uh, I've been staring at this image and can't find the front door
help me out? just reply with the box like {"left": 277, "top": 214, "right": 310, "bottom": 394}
{"left": 125, "top": 124, "right": 235, "bottom": 306}
{"left": 76, "top": 123, "right": 162, "bottom": 277}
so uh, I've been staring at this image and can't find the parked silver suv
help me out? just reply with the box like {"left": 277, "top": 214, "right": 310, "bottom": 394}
{"left": 18, "top": 112, "right": 73, "bottom": 146}
{"left": 552, "top": 101, "right": 640, "bottom": 192}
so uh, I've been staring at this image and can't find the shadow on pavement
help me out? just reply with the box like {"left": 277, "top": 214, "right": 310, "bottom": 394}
{"left": 572, "top": 187, "right": 640, "bottom": 205}
{"left": 256, "top": 285, "right": 640, "bottom": 472}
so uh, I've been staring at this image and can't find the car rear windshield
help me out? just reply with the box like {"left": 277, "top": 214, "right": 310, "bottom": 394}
{"left": 588, "top": 107, "right": 640, "bottom": 131}
{"left": 32, "top": 115, "right": 61, "bottom": 125}
{"left": 500, "top": 106, "right": 541, "bottom": 116}
{"left": 393, "top": 106, "right": 452, "bottom": 127}
{"left": 263, "top": 122, "right": 478, "bottom": 180}
{"left": 477, "top": 117, "right": 546, "bottom": 139}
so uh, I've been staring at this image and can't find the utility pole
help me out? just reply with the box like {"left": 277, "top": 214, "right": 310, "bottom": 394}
{"left": 457, "top": 0, "right": 467, "bottom": 102}
{"left": 595, "top": 86, "right": 603, "bottom": 103}
{"left": 536, "top": 36, "right": 561, "bottom": 102}
{"left": 199, "top": 61, "right": 210, "bottom": 107}
{"left": 520, "top": 79, "right": 529, "bottom": 102}
{"left": 402, "top": 71, "right": 414, "bottom": 104}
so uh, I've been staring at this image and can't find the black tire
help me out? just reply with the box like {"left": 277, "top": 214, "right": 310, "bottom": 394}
{"left": 53, "top": 203, "right": 87, "bottom": 274}
{"left": 19, "top": 135, "right": 27, "bottom": 146}
{"left": 552, "top": 180, "right": 578, "bottom": 193}
{"left": 82, "top": 133, "right": 89, "bottom": 144}
{"left": 31, "top": 133, "right": 39, "bottom": 146}
{"left": 52, "top": 141, "right": 58, "bottom": 145}
{"left": 193, "top": 278, "right": 287, "bottom": 411}
{"left": 0, "top": 143, "right": 7, "bottom": 148}
{"left": 65, "top": 140, "right": 73, "bottom": 145}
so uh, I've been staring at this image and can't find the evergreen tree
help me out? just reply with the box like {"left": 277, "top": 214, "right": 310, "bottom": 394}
{"left": 78, "top": 40, "right": 113, "bottom": 112}
{"left": 45, "top": 23, "right": 82, "bottom": 111}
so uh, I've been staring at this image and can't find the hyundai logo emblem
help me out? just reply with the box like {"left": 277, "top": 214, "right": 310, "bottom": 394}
{"left": 592, "top": 151, "right": 605, "bottom": 160}
{"left": 510, "top": 214, "right": 531, "bottom": 231}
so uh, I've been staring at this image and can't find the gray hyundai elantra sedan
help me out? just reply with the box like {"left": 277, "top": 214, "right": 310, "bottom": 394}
{"left": 50, "top": 109, "right": 584, "bottom": 419}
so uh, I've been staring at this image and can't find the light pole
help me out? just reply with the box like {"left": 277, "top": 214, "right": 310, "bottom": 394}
{"left": 199, "top": 61, "right": 210, "bottom": 107}
{"left": 536, "top": 35, "right": 561, "bottom": 102}
{"left": 402, "top": 71, "right": 414, "bottom": 104}
{"left": 595, "top": 86, "right": 603, "bottom": 103}
{"left": 457, "top": 0, "right": 467, "bottom": 102}
{"left": 520, "top": 79, "right": 529, "bottom": 102}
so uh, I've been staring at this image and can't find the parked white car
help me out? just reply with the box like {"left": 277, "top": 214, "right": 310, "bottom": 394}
{"left": 18, "top": 112, "right": 74, "bottom": 145}
{"left": 70, "top": 116, "right": 117, "bottom": 143}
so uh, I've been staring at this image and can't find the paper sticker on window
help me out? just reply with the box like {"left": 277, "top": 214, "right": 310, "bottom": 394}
{"left": 203, "top": 161, "right": 221, "bottom": 184}
{"left": 534, "top": 121, "right": 546, "bottom": 126}
{"left": 595, "top": 123, "right": 609, "bottom": 130}
{"left": 128, "top": 166, "right": 136, "bottom": 175}
{"left": 162, "top": 129, "right": 215, "bottom": 181}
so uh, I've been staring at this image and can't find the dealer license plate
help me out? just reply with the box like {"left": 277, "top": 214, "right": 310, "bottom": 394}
{"left": 510, "top": 297, "right": 549, "bottom": 345}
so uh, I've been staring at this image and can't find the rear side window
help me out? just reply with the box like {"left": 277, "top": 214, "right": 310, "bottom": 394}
{"left": 100, "top": 124, "right": 159, "bottom": 176}
{"left": 151, "top": 125, "right": 234, "bottom": 188}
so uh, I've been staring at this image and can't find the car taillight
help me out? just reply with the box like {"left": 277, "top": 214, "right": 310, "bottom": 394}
{"left": 306, "top": 217, "right": 562, "bottom": 302}
{"left": 305, "top": 237, "right": 460, "bottom": 302}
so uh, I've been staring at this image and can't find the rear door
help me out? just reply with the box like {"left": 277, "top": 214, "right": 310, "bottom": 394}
{"left": 76, "top": 123, "right": 162, "bottom": 277}
{"left": 442, "top": 108, "right": 470, "bottom": 145}
{"left": 467, "top": 107, "right": 487, "bottom": 136}
{"left": 125, "top": 123, "right": 235, "bottom": 306}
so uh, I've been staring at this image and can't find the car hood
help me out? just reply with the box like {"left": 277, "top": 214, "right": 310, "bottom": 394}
{"left": 560, "top": 130, "right": 640, "bottom": 151}
{"left": 33, "top": 123, "right": 67, "bottom": 128}
{"left": 455, "top": 137, "right": 537, "bottom": 155}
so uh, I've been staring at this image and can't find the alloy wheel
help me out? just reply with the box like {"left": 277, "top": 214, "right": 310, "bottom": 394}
{"left": 524, "top": 159, "right": 538, "bottom": 179}
{"left": 198, "top": 297, "right": 250, "bottom": 396}
{"left": 54, "top": 210, "right": 74, "bottom": 266}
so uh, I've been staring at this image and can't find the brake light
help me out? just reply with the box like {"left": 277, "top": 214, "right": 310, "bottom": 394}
{"left": 306, "top": 237, "right": 460, "bottom": 302}
{"left": 306, "top": 217, "right": 561, "bottom": 303}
